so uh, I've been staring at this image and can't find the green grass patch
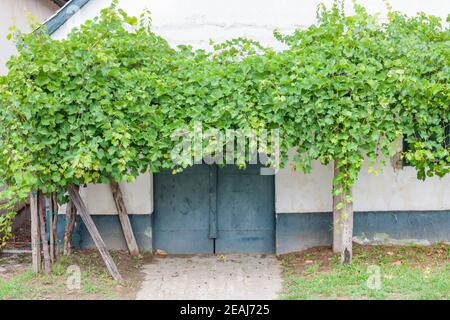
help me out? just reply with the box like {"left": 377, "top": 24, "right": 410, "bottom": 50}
{"left": 281, "top": 244, "right": 450, "bottom": 300}
{"left": 0, "top": 250, "right": 145, "bottom": 300}
{"left": 0, "top": 271, "right": 39, "bottom": 300}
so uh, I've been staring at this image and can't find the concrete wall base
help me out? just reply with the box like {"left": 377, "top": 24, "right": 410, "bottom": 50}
{"left": 54, "top": 211, "right": 450, "bottom": 254}
{"left": 276, "top": 211, "right": 450, "bottom": 254}
{"left": 55, "top": 214, "right": 153, "bottom": 253}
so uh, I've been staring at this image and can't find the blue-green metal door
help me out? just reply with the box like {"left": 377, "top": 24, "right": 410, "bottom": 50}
{"left": 215, "top": 165, "right": 275, "bottom": 253}
{"left": 153, "top": 164, "right": 275, "bottom": 253}
{"left": 152, "top": 165, "right": 214, "bottom": 253}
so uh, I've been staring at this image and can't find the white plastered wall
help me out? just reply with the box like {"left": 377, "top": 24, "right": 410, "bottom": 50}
{"left": 0, "top": 0, "right": 59, "bottom": 75}
{"left": 79, "top": 173, "right": 153, "bottom": 215}
{"left": 276, "top": 154, "right": 450, "bottom": 213}
{"left": 50, "top": 0, "right": 450, "bottom": 214}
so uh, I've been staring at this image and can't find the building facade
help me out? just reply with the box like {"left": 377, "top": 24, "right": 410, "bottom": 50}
{"left": 0, "top": 0, "right": 64, "bottom": 75}
{"left": 46, "top": 0, "right": 449, "bottom": 254}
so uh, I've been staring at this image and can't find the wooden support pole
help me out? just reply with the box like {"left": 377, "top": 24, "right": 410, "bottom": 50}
{"left": 332, "top": 162, "right": 343, "bottom": 253}
{"left": 64, "top": 189, "right": 78, "bottom": 256}
{"left": 49, "top": 196, "right": 55, "bottom": 264}
{"left": 332, "top": 160, "right": 353, "bottom": 264}
{"left": 68, "top": 185, "right": 123, "bottom": 282}
{"left": 38, "top": 191, "right": 52, "bottom": 274}
{"left": 109, "top": 181, "right": 139, "bottom": 257}
{"left": 340, "top": 193, "right": 353, "bottom": 264}
{"left": 51, "top": 192, "right": 59, "bottom": 260}
{"left": 29, "top": 192, "right": 41, "bottom": 273}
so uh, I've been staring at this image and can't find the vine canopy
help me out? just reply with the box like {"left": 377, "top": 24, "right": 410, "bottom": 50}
{"left": 0, "top": 0, "right": 448, "bottom": 206}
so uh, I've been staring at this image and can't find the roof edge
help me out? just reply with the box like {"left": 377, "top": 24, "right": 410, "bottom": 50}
{"left": 43, "top": 0, "right": 91, "bottom": 35}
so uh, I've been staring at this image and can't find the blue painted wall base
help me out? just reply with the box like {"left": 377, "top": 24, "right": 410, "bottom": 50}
{"left": 55, "top": 211, "right": 449, "bottom": 254}
{"left": 276, "top": 211, "right": 450, "bottom": 254}
{"left": 56, "top": 214, "right": 152, "bottom": 253}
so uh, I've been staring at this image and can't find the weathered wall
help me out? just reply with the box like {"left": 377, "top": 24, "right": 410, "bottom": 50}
{"left": 79, "top": 173, "right": 153, "bottom": 215}
{"left": 0, "top": 0, "right": 59, "bottom": 75}
{"left": 56, "top": 173, "right": 153, "bottom": 215}
{"left": 276, "top": 155, "right": 450, "bottom": 213}
{"left": 276, "top": 211, "right": 450, "bottom": 254}
{"left": 50, "top": 0, "right": 450, "bottom": 216}
{"left": 52, "top": 0, "right": 450, "bottom": 47}
{"left": 55, "top": 214, "right": 153, "bottom": 252}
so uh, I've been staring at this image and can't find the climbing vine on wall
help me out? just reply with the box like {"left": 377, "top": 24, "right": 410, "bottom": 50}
{"left": 0, "top": 0, "right": 448, "bottom": 247}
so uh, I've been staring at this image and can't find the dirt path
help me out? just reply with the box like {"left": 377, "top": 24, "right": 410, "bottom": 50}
{"left": 136, "top": 254, "right": 283, "bottom": 300}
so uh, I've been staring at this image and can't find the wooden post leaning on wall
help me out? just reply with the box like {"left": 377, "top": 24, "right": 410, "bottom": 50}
{"left": 64, "top": 186, "right": 78, "bottom": 256}
{"left": 38, "top": 191, "right": 52, "bottom": 274}
{"left": 29, "top": 192, "right": 41, "bottom": 273}
{"left": 68, "top": 185, "right": 123, "bottom": 282}
{"left": 109, "top": 181, "right": 139, "bottom": 257}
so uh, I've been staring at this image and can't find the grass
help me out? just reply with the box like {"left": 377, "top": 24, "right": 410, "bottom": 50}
{"left": 0, "top": 250, "right": 146, "bottom": 300}
{"left": 281, "top": 243, "right": 450, "bottom": 300}
{"left": 2, "top": 244, "right": 448, "bottom": 300}
{"left": 0, "top": 271, "right": 41, "bottom": 299}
